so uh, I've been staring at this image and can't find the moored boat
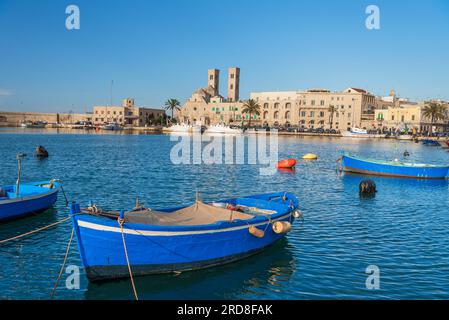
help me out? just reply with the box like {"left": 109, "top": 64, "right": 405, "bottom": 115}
{"left": 341, "top": 127, "right": 386, "bottom": 138}
{"left": 0, "top": 180, "right": 60, "bottom": 222}
{"left": 204, "top": 124, "right": 243, "bottom": 135}
{"left": 162, "top": 123, "right": 194, "bottom": 133}
{"left": 396, "top": 134, "right": 414, "bottom": 140}
{"left": 340, "top": 154, "right": 449, "bottom": 179}
{"left": 20, "top": 121, "right": 47, "bottom": 128}
{"left": 0, "top": 154, "right": 61, "bottom": 222}
{"left": 101, "top": 122, "right": 122, "bottom": 131}
{"left": 421, "top": 139, "right": 440, "bottom": 146}
{"left": 70, "top": 192, "right": 300, "bottom": 281}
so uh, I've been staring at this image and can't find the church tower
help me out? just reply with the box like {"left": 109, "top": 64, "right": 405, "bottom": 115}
{"left": 208, "top": 69, "right": 220, "bottom": 97}
{"left": 228, "top": 67, "right": 240, "bottom": 102}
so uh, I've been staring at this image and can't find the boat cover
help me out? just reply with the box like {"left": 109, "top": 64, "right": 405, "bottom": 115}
{"left": 101, "top": 200, "right": 257, "bottom": 226}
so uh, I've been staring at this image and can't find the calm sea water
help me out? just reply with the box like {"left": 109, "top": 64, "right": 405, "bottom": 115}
{"left": 0, "top": 128, "right": 448, "bottom": 300}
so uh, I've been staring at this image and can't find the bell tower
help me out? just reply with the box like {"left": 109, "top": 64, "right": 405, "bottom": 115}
{"left": 208, "top": 69, "right": 220, "bottom": 97}
{"left": 228, "top": 67, "right": 240, "bottom": 102}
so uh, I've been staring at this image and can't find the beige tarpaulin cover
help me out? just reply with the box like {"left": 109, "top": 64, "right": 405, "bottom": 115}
{"left": 122, "top": 201, "right": 255, "bottom": 226}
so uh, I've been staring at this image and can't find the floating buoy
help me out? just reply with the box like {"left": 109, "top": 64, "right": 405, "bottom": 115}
{"left": 35, "top": 145, "right": 49, "bottom": 158}
{"left": 248, "top": 226, "right": 265, "bottom": 238}
{"left": 275, "top": 158, "right": 297, "bottom": 169}
{"left": 272, "top": 221, "right": 292, "bottom": 234}
{"left": 359, "top": 179, "right": 377, "bottom": 197}
{"left": 403, "top": 150, "right": 410, "bottom": 157}
{"left": 292, "top": 209, "right": 302, "bottom": 219}
{"left": 302, "top": 153, "right": 318, "bottom": 160}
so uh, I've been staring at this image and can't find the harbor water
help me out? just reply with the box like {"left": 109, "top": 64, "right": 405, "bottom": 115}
{"left": 1, "top": 128, "right": 449, "bottom": 299}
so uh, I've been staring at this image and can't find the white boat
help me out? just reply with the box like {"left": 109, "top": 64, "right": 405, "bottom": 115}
{"left": 396, "top": 134, "right": 414, "bottom": 140}
{"left": 162, "top": 123, "right": 193, "bottom": 133}
{"left": 204, "top": 124, "right": 243, "bottom": 135}
{"left": 101, "top": 122, "right": 122, "bottom": 131}
{"left": 20, "top": 121, "right": 47, "bottom": 128}
{"left": 341, "top": 127, "right": 386, "bottom": 138}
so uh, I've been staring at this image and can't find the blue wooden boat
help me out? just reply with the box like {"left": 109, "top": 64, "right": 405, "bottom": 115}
{"left": 70, "top": 192, "right": 300, "bottom": 281}
{"left": 422, "top": 139, "right": 440, "bottom": 146}
{"left": 341, "top": 155, "right": 449, "bottom": 179}
{"left": 0, "top": 180, "right": 61, "bottom": 222}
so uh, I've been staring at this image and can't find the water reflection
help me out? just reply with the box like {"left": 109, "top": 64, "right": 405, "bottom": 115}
{"left": 85, "top": 239, "right": 296, "bottom": 300}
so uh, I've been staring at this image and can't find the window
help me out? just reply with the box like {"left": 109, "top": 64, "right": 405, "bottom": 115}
{"left": 320, "top": 100, "right": 325, "bottom": 106}
{"left": 392, "top": 115, "right": 395, "bottom": 120}
{"left": 285, "top": 103, "right": 291, "bottom": 109}
{"left": 310, "top": 111, "right": 315, "bottom": 117}
{"left": 274, "top": 111, "right": 279, "bottom": 119}
{"left": 348, "top": 113, "right": 351, "bottom": 118}
{"left": 264, "top": 103, "right": 269, "bottom": 109}
{"left": 230, "top": 84, "right": 234, "bottom": 90}
{"left": 263, "top": 111, "right": 268, "bottom": 119}
{"left": 210, "top": 75, "right": 214, "bottom": 80}
{"left": 274, "top": 103, "right": 280, "bottom": 109}
{"left": 300, "top": 111, "right": 306, "bottom": 117}
{"left": 230, "top": 74, "right": 235, "bottom": 79}
{"left": 311, "top": 100, "right": 315, "bottom": 106}
{"left": 285, "top": 111, "right": 291, "bottom": 119}
{"left": 412, "top": 115, "right": 415, "bottom": 121}
{"left": 401, "top": 115, "right": 405, "bottom": 122}
{"left": 319, "top": 111, "right": 324, "bottom": 117}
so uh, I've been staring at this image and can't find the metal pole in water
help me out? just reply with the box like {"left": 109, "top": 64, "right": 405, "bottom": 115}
{"left": 16, "top": 153, "right": 26, "bottom": 196}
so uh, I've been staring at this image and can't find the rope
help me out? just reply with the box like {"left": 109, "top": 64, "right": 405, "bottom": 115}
{"left": 118, "top": 218, "right": 139, "bottom": 300}
{"left": 60, "top": 184, "right": 69, "bottom": 206}
{"left": 0, "top": 216, "right": 72, "bottom": 245}
{"left": 50, "top": 228, "right": 74, "bottom": 298}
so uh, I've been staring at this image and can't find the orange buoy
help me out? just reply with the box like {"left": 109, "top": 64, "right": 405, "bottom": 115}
{"left": 275, "top": 158, "right": 297, "bottom": 169}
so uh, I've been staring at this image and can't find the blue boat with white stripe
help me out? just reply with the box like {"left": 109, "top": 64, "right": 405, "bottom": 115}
{"left": 70, "top": 192, "right": 301, "bottom": 281}
{"left": 340, "top": 154, "right": 449, "bottom": 179}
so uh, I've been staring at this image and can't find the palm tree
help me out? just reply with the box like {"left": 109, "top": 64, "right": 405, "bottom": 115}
{"left": 422, "top": 102, "right": 447, "bottom": 133}
{"left": 164, "top": 99, "right": 181, "bottom": 123}
{"left": 328, "top": 105, "right": 337, "bottom": 129}
{"left": 242, "top": 99, "right": 261, "bottom": 127}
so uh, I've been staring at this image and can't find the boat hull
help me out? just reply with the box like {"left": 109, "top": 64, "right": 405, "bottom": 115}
{"left": 72, "top": 193, "right": 298, "bottom": 281}
{"left": 341, "top": 155, "right": 449, "bottom": 179}
{"left": 0, "top": 181, "right": 60, "bottom": 222}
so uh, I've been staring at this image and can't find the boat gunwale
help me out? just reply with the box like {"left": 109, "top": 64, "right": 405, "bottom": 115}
{"left": 73, "top": 192, "right": 298, "bottom": 232}
{"left": 0, "top": 181, "right": 61, "bottom": 205}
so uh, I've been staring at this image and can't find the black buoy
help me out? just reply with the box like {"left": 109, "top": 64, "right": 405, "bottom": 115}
{"left": 35, "top": 145, "right": 49, "bottom": 158}
{"left": 403, "top": 150, "right": 410, "bottom": 157}
{"left": 359, "top": 179, "right": 377, "bottom": 197}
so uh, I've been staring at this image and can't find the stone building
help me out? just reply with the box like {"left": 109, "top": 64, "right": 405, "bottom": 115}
{"left": 375, "top": 102, "right": 449, "bottom": 132}
{"left": 92, "top": 98, "right": 165, "bottom": 126}
{"left": 177, "top": 67, "right": 245, "bottom": 125}
{"left": 251, "top": 87, "right": 377, "bottom": 130}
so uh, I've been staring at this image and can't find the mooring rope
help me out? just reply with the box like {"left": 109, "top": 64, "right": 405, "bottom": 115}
{"left": 50, "top": 228, "right": 74, "bottom": 298}
{"left": 0, "top": 216, "right": 72, "bottom": 245}
{"left": 118, "top": 218, "right": 139, "bottom": 300}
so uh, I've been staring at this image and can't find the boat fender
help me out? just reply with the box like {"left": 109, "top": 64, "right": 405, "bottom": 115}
{"left": 248, "top": 226, "right": 265, "bottom": 238}
{"left": 292, "top": 210, "right": 302, "bottom": 219}
{"left": 272, "top": 221, "right": 292, "bottom": 234}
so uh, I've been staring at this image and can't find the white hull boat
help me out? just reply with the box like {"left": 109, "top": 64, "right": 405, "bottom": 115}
{"left": 341, "top": 127, "right": 386, "bottom": 138}
{"left": 204, "top": 124, "right": 243, "bottom": 135}
{"left": 101, "top": 123, "right": 122, "bottom": 131}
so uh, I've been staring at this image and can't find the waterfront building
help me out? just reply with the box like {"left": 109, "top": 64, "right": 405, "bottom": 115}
{"left": 177, "top": 67, "right": 246, "bottom": 125}
{"left": 252, "top": 88, "right": 377, "bottom": 130}
{"left": 177, "top": 68, "right": 378, "bottom": 130}
{"left": 375, "top": 102, "right": 448, "bottom": 132}
{"left": 93, "top": 98, "right": 165, "bottom": 126}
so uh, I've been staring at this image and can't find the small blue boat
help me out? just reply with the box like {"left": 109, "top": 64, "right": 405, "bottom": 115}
{"left": 70, "top": 192, "right": 300, "bottom": 281}
{"left": 0, "top": 180, "right": 61, "bottom": 222}
{"left": 422, "top": 139, "right": 440, "bottom": 146}
{"left": 341, "top": 155, "right": 449, "bottom": 179}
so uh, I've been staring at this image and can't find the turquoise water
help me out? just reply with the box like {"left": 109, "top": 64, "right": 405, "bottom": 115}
{"left": 1, "top": 128, "right": 449, "bottom": 299}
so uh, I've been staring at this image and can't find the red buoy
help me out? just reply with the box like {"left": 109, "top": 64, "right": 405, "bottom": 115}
{"left": 275, "top": 158, "right": 297, "bottom": 169}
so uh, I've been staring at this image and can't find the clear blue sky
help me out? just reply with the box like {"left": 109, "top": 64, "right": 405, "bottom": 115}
{"left": 0, "top": 0, "right": 448, "bottom": 113}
